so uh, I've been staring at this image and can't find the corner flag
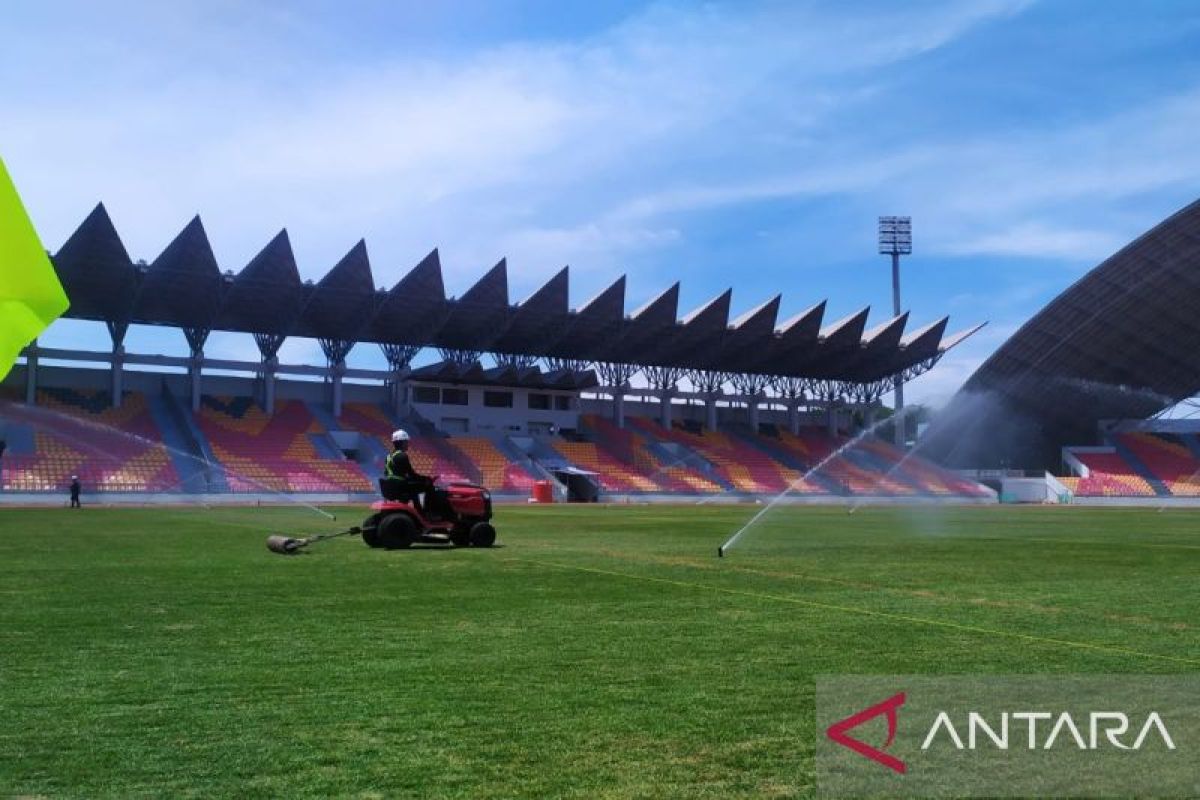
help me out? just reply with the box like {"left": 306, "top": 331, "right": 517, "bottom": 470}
{"left": 0, "top": 157, "right": 67, "bottom": 381}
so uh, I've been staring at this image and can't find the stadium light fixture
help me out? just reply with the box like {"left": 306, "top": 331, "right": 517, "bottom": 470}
{"left": 877, "top": 216, "right": 912, "bottom": 256}
{"left": 878, "top": 216, "right": 911, "bottom": 446}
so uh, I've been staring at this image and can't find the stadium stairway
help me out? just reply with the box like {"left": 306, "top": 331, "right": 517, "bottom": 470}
{"left": 1108, "top": 435, "right": 1170, "bottom": 496}
{"left": 148, "top": 390, "right": 208, "bottom": 492}
{"left": 161, "top": 388, "right": 228, "bottom": 492}
{"left": 495, "top": 435, "right": 555, "bottom": 483}
{"left": 338, "top": 402, "right": 478, "bottom": 485}
{"left": 196, "top": 397, "right": 371, "bottom": 493}
{"left": 623, "top": 416, "right": 737, "bottom": 491}
{"left": 451, "top": 436, "right": 537, "bottom": 491}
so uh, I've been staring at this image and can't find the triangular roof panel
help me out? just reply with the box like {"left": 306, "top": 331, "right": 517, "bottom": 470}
{"left": 861, "top": 312, "right": 908, "bottom": 348}
{"left": 681, "top": 289, "right": 731, "bottom": 331}
{"left": 135, "top": 215, "right": 222, "bottom": 327}
{"left": 458, "top": 258, "right": 508, "bottom": 308}
{"left": 576, "top": 275, "right": 625, "bottom": 320}
{"left": 518, "top": 267, "right": 569, "bottom": 315}
{"left": 317, "top": 239, "right": 374, "bottom": 294}
{"left": 730, "top": 295, "right": 780, "bottom": 335}
{"left": 389, "top": 248, "right": 445, "bottom": 301}
{"left": 630, "top": 282, "right": 679, "bottom": 325}
{"left": 52, "top": 202, "right": 137, "bottom": 320}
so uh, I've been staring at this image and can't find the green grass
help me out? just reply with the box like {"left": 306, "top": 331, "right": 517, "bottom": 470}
{"left": 1, "top": 503, "right": 1198, "bottom": 798}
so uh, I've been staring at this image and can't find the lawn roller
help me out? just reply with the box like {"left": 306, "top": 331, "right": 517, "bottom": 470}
{"left": 265, "top": 476, "right": 497, "bottom": 555}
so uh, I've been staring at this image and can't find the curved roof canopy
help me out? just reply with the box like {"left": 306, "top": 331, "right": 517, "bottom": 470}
{"left": 49, "top": 203, "right": 976, "bottom": 384}
{"left": 921, "top": 197, "right": 1200, "bottom": 468}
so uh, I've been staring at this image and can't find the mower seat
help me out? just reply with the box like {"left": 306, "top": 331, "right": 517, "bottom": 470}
{"left": 379, "top": 477, "right": 409, "bottom": 502}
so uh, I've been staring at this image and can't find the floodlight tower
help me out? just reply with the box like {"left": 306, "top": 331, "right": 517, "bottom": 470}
{"left": 878, "top": 216, "right": 911, "bottom": 446}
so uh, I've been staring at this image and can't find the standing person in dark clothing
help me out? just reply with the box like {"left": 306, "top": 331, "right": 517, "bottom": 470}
{"left": 69, "top": 475, "right": 81, "bottom": 508}
{"left": 385, "top": 429, "right": 430, "bottom": 511}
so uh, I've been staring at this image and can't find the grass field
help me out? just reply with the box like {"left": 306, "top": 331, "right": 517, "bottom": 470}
{"left": 2, "top": 502, "right": 1199, "bottom": 798}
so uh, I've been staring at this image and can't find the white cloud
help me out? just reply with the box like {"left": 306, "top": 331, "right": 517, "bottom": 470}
{"left": 935, "top": 222, "right": 1127, "bottom": 261}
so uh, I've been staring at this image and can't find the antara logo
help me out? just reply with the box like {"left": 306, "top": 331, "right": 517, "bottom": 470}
{"left": 825, "top": 692, "right": 907, "bottom": 774}
{"left": 826, "top": 691, "right": 1177, "bottom": 775}
{"left": 921, "top": 711, "right": 1176, "bottom": 751}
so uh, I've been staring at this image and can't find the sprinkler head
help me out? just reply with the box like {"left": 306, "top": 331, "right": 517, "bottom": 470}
{"left": 717, "top": 546, "right": 725, "bottom": 558}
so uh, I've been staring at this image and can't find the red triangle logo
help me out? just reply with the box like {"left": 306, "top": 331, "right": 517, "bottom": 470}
{"left": 825, "top": 691, "right": 907, "bottom": 774}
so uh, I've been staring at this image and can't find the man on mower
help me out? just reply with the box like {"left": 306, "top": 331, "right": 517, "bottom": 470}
{"left": 385, "top": 429, "right": 432, "bottom": 510}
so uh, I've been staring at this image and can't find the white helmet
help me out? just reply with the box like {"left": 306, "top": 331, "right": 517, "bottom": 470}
{"left": 391, "top": 429, "right": 410, "bottom": 443}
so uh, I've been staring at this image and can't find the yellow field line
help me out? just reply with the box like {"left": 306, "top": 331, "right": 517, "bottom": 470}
{"left": 507, "top": 557, "right": 1200, "bottom": 667}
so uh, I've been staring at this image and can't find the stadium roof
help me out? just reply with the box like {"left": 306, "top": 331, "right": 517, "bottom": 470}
{"left": 48, "top": 203, "right": 978, "bottom": 388}
{"left": 921, "top": 196, "right": 1200, "bottom": 468}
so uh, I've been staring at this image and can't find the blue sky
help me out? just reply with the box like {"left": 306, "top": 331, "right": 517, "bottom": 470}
{"left": 6, "top": 0, "right": 1200, "bottom": 405}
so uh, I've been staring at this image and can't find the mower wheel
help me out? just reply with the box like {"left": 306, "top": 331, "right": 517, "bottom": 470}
{"left": 378, "top": 513, "right": 417, "bottom": 549}
{"left": 362, "top": 526, "right": 383, "bottom": 548}
{"left": 449, "top": 526, "right": 471, "bottom": 548}
{"left": 469, "top": 521, "right": 496, "bottom": 548}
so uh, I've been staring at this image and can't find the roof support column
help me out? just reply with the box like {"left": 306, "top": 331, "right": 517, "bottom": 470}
{"left": 107, "top": 321, "right": 129, "bottom": 409}
{"left": 771, "top": 376, "right": 807, "bottom": 437}
{"left": 595, "top": 363, "right": 639, "bottom": 430}
{"left": 644, "top": 366, "right": 685, "bottom": 432}
{"left": 381, "top": 344, "right": 420, "bottom": 420}
{"left": 183, "top": 329, "right": 210, "bottom": 414}
{"left": 731, "top": 374, "right": 770, "bottom": 434}
{"left": 331, "top": 363, "right": 345, "bottom": 419}
{"left": 24, "top": 339, "right": 38, "bottom": 405}
{"left": 252, "top": 334, "right": 286, "bottom": 415}
{"left": 189, "top": 351, "right": 203, "bottom": 413}
{"left": 687, "top": 371, "right": 728, "bottom": 432}
{"left": 111, "top": 345, "right": 124, "bottom": 409}
{"left": 262, "top": 358, "right": 277, "bottom": 416}
{"left": 318, "top": 339, "right": 355, "bottom": 420}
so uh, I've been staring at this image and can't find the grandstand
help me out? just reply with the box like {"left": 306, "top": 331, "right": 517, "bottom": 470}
{"left": 0, "top": 382, "right": 989, "bottom": 501}
{"left": 0, "top": 389, "right": 179, "bottom": 492}
{"left": 0, "top": 201, "right": 996, "bottom": 503}
{"left": 1059, "top": 427, "right": 1200, "bottom": 499}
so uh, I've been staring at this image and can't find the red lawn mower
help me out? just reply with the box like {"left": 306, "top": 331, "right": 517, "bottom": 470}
{"left": 362, "top": 477, "right": 496, "bottom": 549}
{"left": 266, "top": 477, "right": 496, "bottom": 555}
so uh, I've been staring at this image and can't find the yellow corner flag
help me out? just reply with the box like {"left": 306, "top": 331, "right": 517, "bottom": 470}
{"left": 0, "top": 157, "right": 68, "bottom": 382}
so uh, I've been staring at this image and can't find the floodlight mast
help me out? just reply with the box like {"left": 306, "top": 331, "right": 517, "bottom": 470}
{"left": 878, "top": 216, "right": 912, "bottom": 446}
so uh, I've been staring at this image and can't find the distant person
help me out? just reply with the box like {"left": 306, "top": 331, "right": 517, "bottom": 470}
{"left": 69, "top": 475, "right": 81, "bottom": 508}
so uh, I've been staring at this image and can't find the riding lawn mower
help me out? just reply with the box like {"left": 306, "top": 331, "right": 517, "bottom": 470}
{"left": 266, "top": 477, "right": 496, "bottom": 555}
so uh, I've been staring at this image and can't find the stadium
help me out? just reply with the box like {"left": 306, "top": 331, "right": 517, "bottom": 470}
{"left": 8, "top": 199, "right": 1200, "bottom": 508}
{"left": 2, "top": 202, "right": 992, "bottom": 505}
{"left": 4, "top": 5, "right": 1200, "bottom": 798}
